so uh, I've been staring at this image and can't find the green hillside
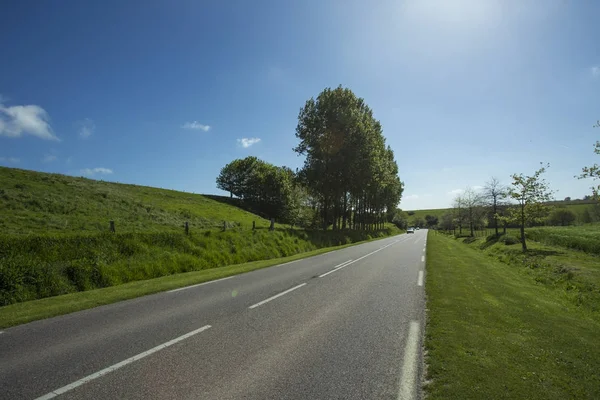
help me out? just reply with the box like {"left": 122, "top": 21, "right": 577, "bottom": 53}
{"left": 0, "top": 167, "right": 273, "bottom": 235}
{"left": 0, "top": 167, "right": 399, "bottom": 307}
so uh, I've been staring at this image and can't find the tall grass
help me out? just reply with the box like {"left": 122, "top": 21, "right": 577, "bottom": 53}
{"left": 527, "top": 225, "right": 600, "bottom": 255}
{"left": 0, "top": 227, "right": 397, "bottom": 306}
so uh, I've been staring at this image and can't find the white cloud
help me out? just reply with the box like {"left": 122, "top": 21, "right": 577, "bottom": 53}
{"left": 448, "top": 188, "right": 464, "bottom": 195}
{"left": 80, "top": 167, "right": 113, "bottom": 176}
{"left": 592, "top": 66, "right": 600, "bottom": 78}
{"left": 0, "top": 98, "right": 58, "bottom": 140}
{"left": 0, "top": 156, "right": 19, "bottom": 163}
{"left": 77, "top": 118, "right": 95, "bottom": 138}
{"left": 181, "top": 121, "right": 210, "bottom": 131}
{"left": 237, "top": 137, "right": 261, "bottom": 148}
{"left": 404, "top": 194, "right": 419, "bottom": 200}
{"left": 42, "top": 154, "right": 57, "bottom": 163}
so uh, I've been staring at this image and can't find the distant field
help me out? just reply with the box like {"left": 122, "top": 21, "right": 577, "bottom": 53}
{"left": 527, "top": 225, "right": 600, "bottom": 255}
{"left": 0, "top": 167, "right": 272, "bottom": 235}
{"left": 425, "top": 231, "right": 600, "bottom": 399}
{"left": 405, "top": 201, "right": 598, "bottom": 226}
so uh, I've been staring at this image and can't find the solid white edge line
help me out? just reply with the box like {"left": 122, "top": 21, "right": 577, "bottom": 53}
{"left": 398, "top": 321, "right": 420, "bottom": 400}
{"left": 248, "top": 283, "right": 307, "bottom": 309}
{"left": 319, "top": 240, "right": 400, "bottom": 278}
{"left": 34, "top": 325, "right": 212, "bottom": 400}
{"left": 417, "top": 271, "right": 424, "bottom": 287}
{"left": 167, "top": 276, "right": 234, "bottom": 293}
{"left": 421, "top": 255, "right": 425, "bottom": 262}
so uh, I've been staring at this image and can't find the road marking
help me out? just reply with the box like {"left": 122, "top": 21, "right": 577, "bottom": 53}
{"left": 319, "top": 240, "right": 400, "bottom": 278}
{"left": 398, "top": 321, "right": 420, "bottom": 400}
{"left": 34, "top": 325, "right": 212, "bottom": 400}
{"left": 421, "top": 255, "right": 425, "bottom": 263}
{"left": 274, "top": 259, "right": 302, "bottom": 268}
{"left": 248, "top": 283, "right": 307, "bottom": 309}
{"left": 422, "top": 248, "right": 425, "bottom": 253}
{"left": 318, "top": 260, "right": 354, "bottom": 278}
{"left": 417, "top": 271, "right": 424, "bottom": 286}
{"left": 167, "top": 276, "right": 234, "bottom": 293}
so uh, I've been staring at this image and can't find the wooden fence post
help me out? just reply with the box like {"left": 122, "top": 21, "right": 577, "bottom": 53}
{"left": 223, "top": 221, "right": 226, "bottom": 231}
{"left": 109, "top": 220, "right": 115, "bottom": 232}
{"left": 252, "top": 221, "right": 256, "bottom": 230}
{"left": 269, "top": 218, "right": 275, "bottom": 231}
{"left": 185, "top": 221, "right": 189, "bottom": 235}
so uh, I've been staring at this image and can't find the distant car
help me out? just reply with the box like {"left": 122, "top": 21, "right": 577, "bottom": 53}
{"left": 416, "top": 227, "right": 420, "bottom": 230}
{"left": 407, "top": 227, "right": 415, "bottom": 234}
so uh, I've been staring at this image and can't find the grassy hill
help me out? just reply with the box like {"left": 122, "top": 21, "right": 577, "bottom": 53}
{"left": 0, "top": 167, "right": 273, "bottom": 235}
{"left": 0, "top": 167, "right": 399, "bottom": 307}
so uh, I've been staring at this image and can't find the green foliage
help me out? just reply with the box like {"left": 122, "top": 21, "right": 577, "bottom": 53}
{"left": 424, "top": 214, "right": 439, "bottom": 228}
{"left": 294, "top": 85, "right": 404, "bottom": 231}
{"left": 547, "top": 207, "right": 577, "bottom": 226}
{"left": 215, "top": 157, "right": 299, "bottom": 222}
{"left": 502, "top": 163, "right": 554, "bottom": 251}
{"left": 578, "top": 138, "right": 600, "bottom": 199}
{"left": 392, "top": 210, "right": 408, "bottom": 229}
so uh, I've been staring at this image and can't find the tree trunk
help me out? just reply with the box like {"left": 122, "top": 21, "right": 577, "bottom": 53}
{"left": 342, "top": 193, "right": 348, "bottom": 229}
{"left": 493, "top": 199, "right": 498, "bottom": 236}
{"left": 520, "top": 202, "right": 527, "bottom": 252}
{"left": 322, "top": 198, "right": 328, "bottom": 231}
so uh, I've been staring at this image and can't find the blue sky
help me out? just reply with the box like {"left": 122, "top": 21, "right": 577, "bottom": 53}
{"left": 1, "top": 0, "right": 599, "bottom": 210}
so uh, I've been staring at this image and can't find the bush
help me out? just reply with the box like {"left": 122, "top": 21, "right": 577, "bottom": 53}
{"left": 547, "top": 208, "right": 576, "bottom": 226}
{"left": 500, "top": 235, "right": 520, "bottom": 245}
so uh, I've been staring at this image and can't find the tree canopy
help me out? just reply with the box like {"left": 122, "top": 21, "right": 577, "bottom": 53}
{"left": 502, "top": 163, "right": 554, "bottom": 252}
{"left": 294, "top": 86, "right": 404, "bottom": 230}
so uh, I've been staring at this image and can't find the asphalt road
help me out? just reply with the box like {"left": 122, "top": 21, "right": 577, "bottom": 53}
{"left": 0, "top": 229, "right": 428, "bottom": 400}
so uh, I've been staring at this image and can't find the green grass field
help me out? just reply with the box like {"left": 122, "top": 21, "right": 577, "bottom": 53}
{"left": 526, "top": 225, "right": 600, "bottom": 255}
{"left": 425, "top": 231, "right": 600, "bottom": 399}
{"left": 0, "top": 166, "right": 273, "bottom": 235}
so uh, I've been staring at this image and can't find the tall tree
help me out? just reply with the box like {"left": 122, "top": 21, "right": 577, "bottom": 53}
{"left": 503, "top": 163, "right": 554, "bottom": 252}
{"left": 294, "top": 86, "right": 402, "bottom": 230}
{"left": 462, "top": 187, "right": 484, "bottom": 237}
{"left": 452, "top": 195, "right": 465, "bottom": 235}
{"left": 483, "top": 177, "right": 507, "bottom": 236}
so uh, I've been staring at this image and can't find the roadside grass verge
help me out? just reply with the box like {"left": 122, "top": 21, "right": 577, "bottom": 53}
{"left": 0, "top": 232, "right": 400, "bottom": 328}
{"left": 424, "top": 232, "right": 600, "bottom": 399}
{"left": 0, "top": 227, "right": 399, "bottom": 306}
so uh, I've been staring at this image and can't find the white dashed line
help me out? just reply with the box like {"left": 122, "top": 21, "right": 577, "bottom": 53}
{"left": 417, "top": 271, "right": 424, "bottom": 286}
{"left": 421, "top": 255, "right": 425, "bottom": 263}
{"left": 167, "top": 276, "right": 234, "bottom": 293}
{"left": 319, "top": 240, "right": 400, "bottom": 278}
{"left": 397, "top": 321, "right": 420, "bottom": 400}
{"left": 34, "top": 325, "right": 212, "bottom": 400}
{"left": 248, "top": 283, "right": 307, "bottom": 309}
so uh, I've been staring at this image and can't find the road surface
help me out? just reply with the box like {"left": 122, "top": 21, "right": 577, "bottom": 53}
{"left": 0, "top": 230, "right": 428, "bottom": 400}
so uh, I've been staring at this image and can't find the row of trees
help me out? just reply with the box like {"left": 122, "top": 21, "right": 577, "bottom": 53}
{"left": 437, "top": 164, "right": 554, "bottom": 251}
{"left": 294, "top": 86, "right": 404, "bottom": 230}
{"left": 216, "top": 86, "right": 404, "bottom": 230}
